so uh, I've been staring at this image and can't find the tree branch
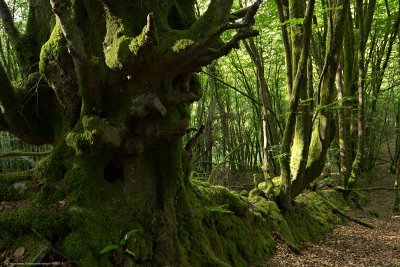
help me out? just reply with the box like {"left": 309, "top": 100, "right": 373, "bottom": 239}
{"left": 229, "top": 7, "right": 251, "bottom": 21}
{"left": 50, "top": 0, "right": 100, "bottom": 111}
{"left": 146, "top": 0, "right": 263, "bottom": 76}
{"left": 0, "top": 150, "right": 51, "bottom": 158}
{"left": 0, "top": 64, "right": 55, "bottom": 144}
{"left": 123, "top": 13, "right": 158, "bottom": 73}
{"left": 151, "top": 22, "right": 249, "bottom": 75}
{"left": 275, "top": 0, "right": 292, "bottom": 95}
{"left": 192, "top": 0, "right": 235, "bottom": 35}
{"left": 192, "top": 28, "right": 259, "bottom": 69}
{"left": 190, "top": 0, "right": 263, "bottom": 69}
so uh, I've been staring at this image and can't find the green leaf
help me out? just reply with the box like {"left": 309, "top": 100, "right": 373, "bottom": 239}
{"left": 282, "top": 18, "right": 304, "bottom": 26}
{"left": 120, "top": 229, "right": 138, "bottom": 246}
{"left": 125, "top": 248, "right": 136, "bottom": 257}
{"left": 99, "top": 244, "right": 119, "bottom": 254}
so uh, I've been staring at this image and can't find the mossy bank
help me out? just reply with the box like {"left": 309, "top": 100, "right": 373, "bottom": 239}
{"left": 0, "top": 168, "right": 348, "bottom": 266}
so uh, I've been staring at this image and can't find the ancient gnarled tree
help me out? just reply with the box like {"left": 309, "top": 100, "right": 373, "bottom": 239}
{"left": 0, "top": 0, "right": 263, "bottom": 265}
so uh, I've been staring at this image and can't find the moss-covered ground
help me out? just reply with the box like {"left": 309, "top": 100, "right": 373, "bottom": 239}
{"left": 0, "top": 170, "right": 349, "bottom": 266}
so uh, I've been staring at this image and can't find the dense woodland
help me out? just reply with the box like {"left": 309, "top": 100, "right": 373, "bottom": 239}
{"left": 0, "top": 0, "right": 399, "bottom": 266}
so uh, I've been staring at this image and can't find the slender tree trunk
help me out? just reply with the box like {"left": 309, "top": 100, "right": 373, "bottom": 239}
{"left": 349, "top": 0, "right": 376, "bottom": 187}
{"left": 336, "top": 61, "right": 352, "bottom": 186}
{"left": 365, "top": 2, "right": 400, "bottom": 170}
{"left": 205, "top": 64, "right": 217, "bottom": 175}
{"left": 278, "top": 0, "right": 315, "bottom": 210}
{"left": 243, "top": 38, "right": 279, "bottom": 188}
{"left": 291, "top": 0, "right": 348, "bottom": 198}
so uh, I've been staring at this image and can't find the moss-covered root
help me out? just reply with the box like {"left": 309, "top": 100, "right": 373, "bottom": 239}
{"left": 1, "top": 174, "right": 348, "bottom": 267}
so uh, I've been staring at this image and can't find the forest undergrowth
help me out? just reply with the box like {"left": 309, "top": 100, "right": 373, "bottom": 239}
{"left": 264, "top": 159, "right": 400, "bottom": 267}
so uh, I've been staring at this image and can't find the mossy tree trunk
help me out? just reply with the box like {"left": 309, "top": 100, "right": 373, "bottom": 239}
{"left": 339, "top": 3, "right": 358, "bottom": 187}
{"left": 348, "top": 0, "right": 376, "bottom": 188}
{"left": 275, "top": 0, "right": 315, "bottom": 210}
{"left": 291, "top": 0, "right": 348, "bottom": 198}
{"left": 0, "top": 0, "right": 262, "bottom": 265}
{"left": 275, "top": 0, "right": 348, "bottom": 208}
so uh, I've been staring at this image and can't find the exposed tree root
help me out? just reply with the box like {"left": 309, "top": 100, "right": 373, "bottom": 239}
{"left": 317, "top": 192, "right": 375, "bottom": 229}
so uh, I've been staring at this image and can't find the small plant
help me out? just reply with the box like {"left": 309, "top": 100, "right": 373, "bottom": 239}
{"left": 100, "top": 229, "right": 138, "bottom": 257}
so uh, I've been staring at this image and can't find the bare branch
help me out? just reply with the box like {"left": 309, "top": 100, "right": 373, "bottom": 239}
{"left": 50, "top": 0, "right": 89, "bottom": 68}
{"left": 155, "top": 22, "right": 250, "bottom": 74}
{"left": 193, "top": 28, "right": 258, "bottom": 68}
{"left": 0, "top": 0, "right": 20, "bottom": 45}
{"left": 188, "top": 0, "right": 262, "bottom": 69}
{"left": 229, "top": 7, "right": 251, "bottom": 21}
{"left": 148, "top": 0, "right": 263, "bottom": 76}
{"left": 50, "top": 0, "right": 100, "bottom": 110}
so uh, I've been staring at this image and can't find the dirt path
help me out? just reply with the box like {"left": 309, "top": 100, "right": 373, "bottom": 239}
{"left": 264, "top": 163, "right": 400, "bottom": 267}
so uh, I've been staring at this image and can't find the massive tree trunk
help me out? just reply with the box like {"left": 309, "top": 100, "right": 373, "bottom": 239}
{"left": 0, "top": 0, "right": 265, "bottom": 265}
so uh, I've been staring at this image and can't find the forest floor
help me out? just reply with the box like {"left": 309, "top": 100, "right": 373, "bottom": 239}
{"left": 263, "top": 161, "right": 400, "bottom": 267}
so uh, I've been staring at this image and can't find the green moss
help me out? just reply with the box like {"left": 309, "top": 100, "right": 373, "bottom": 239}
{"left": 39, "top": 22, "right": 68, "bottom": 74}
{"left": 348, "top": 158, "right": 361, "bottom": 188}
{"left": 104, "top": 12, "right": 150, "bottom": 70}
{"left": 0, "top": 171, "right": 35, "bottom": 201}
{"left": 172, "top": 39, "right": 194, "bottom": 53}
{"left": 66, "top": 116, "right": 123, "bottom": 155}
{"left": 190, "top": 181, "right": 275, "bottom": 266}
{"left": 0, "top": 202, "right": 65, "bottom": 247}
{"left": 4, "top": 236, "right": 48, "bottom": 263}
{"left": 1, "top": 138, "right": 350, "bottom": 267}
{"left": 286, "top": 191, "right": 345, "bottom": 243}
{"left": 63, "top": 229, "right": 110, "bottom": 266}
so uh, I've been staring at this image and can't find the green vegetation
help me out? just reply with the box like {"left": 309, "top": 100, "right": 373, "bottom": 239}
{"left": 0, "top": 0, "right": 399, "bottom": 266}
